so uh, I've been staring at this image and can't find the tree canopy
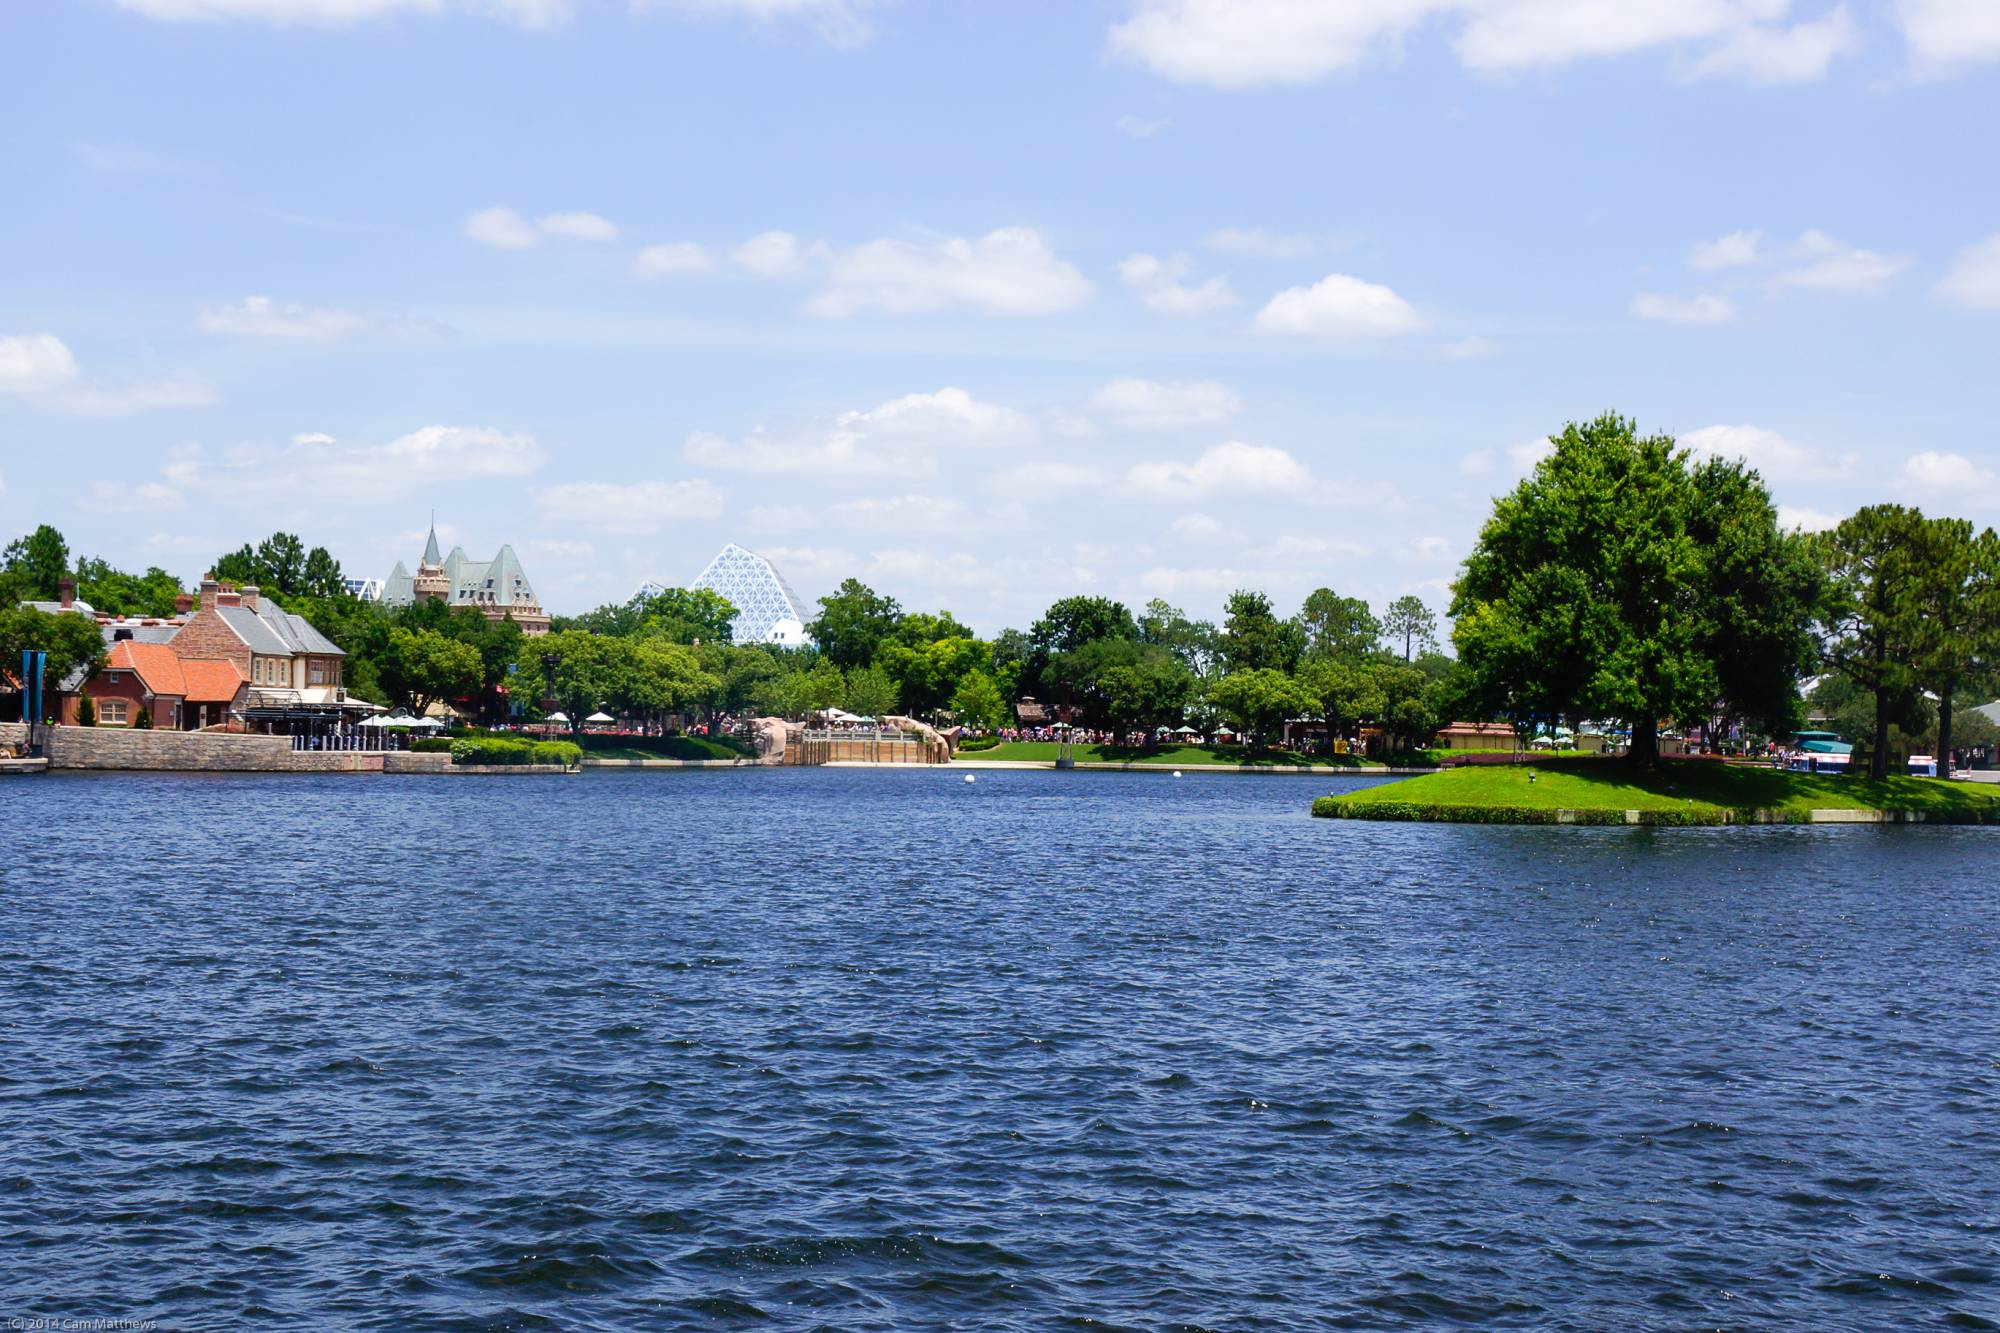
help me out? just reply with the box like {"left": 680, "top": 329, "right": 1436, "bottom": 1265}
{"left": 1452, "top": 413, "right": 1814, "bottom": 764}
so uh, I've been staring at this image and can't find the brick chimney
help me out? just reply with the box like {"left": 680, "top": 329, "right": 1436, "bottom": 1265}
{"left": 175, "top": 592, "right": 193, "bottom": 615}
{"left": 199, "top": 576, "right": 220, "bottom": 612}
{"left": 241, "top": 584, "right": 260, "bottom": 612}
{"left": 216, "top": 580, "right": 241, "bottom": 608}
{"left": 58, "top": 576, "right": 74, "bottom": 609}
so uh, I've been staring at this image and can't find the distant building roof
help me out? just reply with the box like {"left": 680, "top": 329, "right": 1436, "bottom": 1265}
{"left": 107, "top": 641, "right": 186, "bottom": 699}
{"left": 687, "top": 543, "right": 811, "bottom": 645}
{"left": 24, "top": 598, "right": 96, "bottom": 617}
{"left": 181, "top": 658, "right": 248, "bottom": 704}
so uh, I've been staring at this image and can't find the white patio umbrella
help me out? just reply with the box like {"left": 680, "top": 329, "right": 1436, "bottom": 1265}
{"left": 409, "top": 715, "right": 445, "bottom": 730}
{"left": 357, "top": 714, "right": 390, "bottom": 728}
{"left": 544, "top": 711, "right": 571, "bottom": 725}
{"left": 585, "top": 711, "right": 615, "bottom": 724}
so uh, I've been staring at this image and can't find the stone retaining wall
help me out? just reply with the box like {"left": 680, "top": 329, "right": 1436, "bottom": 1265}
{"left": 0, "top": 724, "right": 563, "bottom": 774}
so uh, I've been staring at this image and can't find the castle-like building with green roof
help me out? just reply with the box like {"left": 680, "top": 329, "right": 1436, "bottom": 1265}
{"left": 380, "top": 524, "right": 551, "bottom": 635}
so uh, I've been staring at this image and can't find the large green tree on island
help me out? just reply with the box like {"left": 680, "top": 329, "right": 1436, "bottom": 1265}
{"left": 1817, "top": 505, "right": 1951, "bottom": 780}
{"left": 1909, "top": 518, "right": 2000, "bottom": 772}
{"left": 1452, "top": 413, "right": 1818, "bottom": 767}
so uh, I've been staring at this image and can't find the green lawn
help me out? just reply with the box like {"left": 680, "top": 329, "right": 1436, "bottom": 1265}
{"left": 581, "top": 734, "right": 748, "bottom": 761}
{"left": 1314, "top": 757, "right": 2000, "bottom": 824}
{"left": 957, "top": 741, "right": 1375, "bottom": 768}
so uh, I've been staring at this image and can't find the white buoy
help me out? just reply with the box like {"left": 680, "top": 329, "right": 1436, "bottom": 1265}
{"left": 964, "top": 774, "right": 976, "bottom": 783}
{"left": 1173, "top": 771, "right": 1183, "bottom": 778}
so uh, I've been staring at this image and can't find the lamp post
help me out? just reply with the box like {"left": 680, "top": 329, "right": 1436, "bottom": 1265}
{"left": 540, "top": 650, "right": 561, "bottom": 736}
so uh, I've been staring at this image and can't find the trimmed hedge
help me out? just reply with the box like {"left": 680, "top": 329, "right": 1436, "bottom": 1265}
{"left": 450, "top": 736, "right": 582, "bottom": 767}
{"left": 411, "top": 736, "right": 455, "bottom": 753}
{"left": 956, "top": 736, "right": 1002, "bottom": 752}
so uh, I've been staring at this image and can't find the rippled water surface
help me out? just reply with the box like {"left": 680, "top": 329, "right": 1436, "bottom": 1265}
{"left": 5, "top": 768, "right": 2000, "bottom": 1330}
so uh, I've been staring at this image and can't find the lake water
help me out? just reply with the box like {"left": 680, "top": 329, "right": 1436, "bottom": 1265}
{"left": 4, "top": 768, "right": 1999, "bottom": 1330}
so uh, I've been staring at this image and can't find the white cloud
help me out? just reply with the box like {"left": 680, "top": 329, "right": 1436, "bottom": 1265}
{"left": 1089, "top": 377, "right": 1242, "bottom": 428}
{"left": 1108, "top": 0, "right": 1849, "bottom": 87}
{"left": 1109, "top": 0, "right": 1448, "bottom": 88}
{"left": 634, "top": 242, "right": 715, "bottom": 277}
{"left": 198, "top": 294, "right": 369, "bottom": 339}
{"left": 1774, "top": 229, "right": 1912, "bottom": 293}
{"left": 1508, "top": 437, "right": 1554, "bottom": 471}
{"left": 1115, "top": 114, "right": 1170, "bottom": 138}
{"left": 0, "top": 332, "right": 214, "bottom": 415}
{"left": 165, "top": 424, "right": 544, "bottom": 505}
{"left": 1456, "top": 2, "right": 1835, "bottom": 73}
{"left": 466, "top": 207, "right": 625, "bottom": 248}
{"left": 685, "top": 386, "right": 1036, "bottom": 477}
{"left": 114, "top": 0, "right": 570, "bottom": 26}
{"left": 87, "top": 480, "right": 187, "bottom": 513}
{"left": 534, "top": 479, "right": 722, "bottom": 535}
{"left": 1126, "top": 440, "right": 1313, "bottom": 501}
{"left": 526, "top": 539, "right": 595, "bottom": 559}
{"left": 634, "top": 0, "right": 874, "bottom": 48}
{"left": 1937, "top": 234, "right": 2000, "bottom": 309}
{"left": 1118, "top": 253, "right": 1239, "bottom": 314}
{"left": 1631, "top": 292, "right": 1736, "bottom": 324}
{"left": 1896, "top": 0, "right": 2000, "bottom": 74}
{"left": 1206, "top": 226, "right": 1324, "bottom": 260}
{"left": 1777, "top": 505, "right": 1842, "bottom": 532}
{"left": 1255, "top": 272, "right": 1423, "bottom": 337}
{"left": 809, "top": 228, "right": 1092, "bottom": 316}
{"left": 1167, "top": 512, "right": 1229, "bottom": 542}
{"left": 0, "top": 334, "right": 82, "bottom": 393}
{"left": 1439, "top": 335, "right": 1499, "bottom": 359}
{"left": 732, "top": 230, "right": 804, "bottom": 277}
{"left": 1688, "top": 7, "right": 1856, "bottom": 82}
{"left": 536, "top": 211, "right": 619, "bottom": 242}
{"left": 1457, "top": 449, "right": 1493, "bottom": 476}
{"left": 986, "top": 460, "right": 1114, "bottom": 492}
{"left": 827, "top": 494, "right": 981, "bottom": 535}
{"left": 52, "top": 382, "right": 220, "bottom": 416}
{"left": 745, "top": 503, "right": 816, "bottom": 533}
{"left": 464, "top": 206, "right": 541, "bottom": 249}
{"left": 1903, "top": 449, "right": 1999, "bottom": 495}
{"left": 1689, "top": 229, "right": 1765, "bottom": 271}
{"left": 1681, "top": 424, "right": 1853, "bottom": 480}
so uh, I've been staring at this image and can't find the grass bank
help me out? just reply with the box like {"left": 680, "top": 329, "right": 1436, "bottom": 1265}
{"left": 577, "top": 734, "right": 749, "bottom": 762}
{"left": 1312, "top": 757, "right": 2000, "bottom": 825}
{"left": 957, "top": 741, "right": 1378, "bottom": 769}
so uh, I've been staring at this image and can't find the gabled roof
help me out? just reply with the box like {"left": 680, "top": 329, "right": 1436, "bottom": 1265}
{"left": 214, "top": 605, "right": 294, "bottom": 656}
{"left": 107, "top": 641, "right": 186, "bottom": 698}
{"left": 181, "top": 658, "right": 248, "bottom": 704}
{"left": 205, "top": 598, "right": 343, "bottom": 658}
{"left": 256, "top": 597, "right": 342, "bottom": 656}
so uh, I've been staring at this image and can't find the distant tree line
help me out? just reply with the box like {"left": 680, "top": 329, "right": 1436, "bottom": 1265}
{"left": 9, "top": 417, "right": 1996, "bottom": 768}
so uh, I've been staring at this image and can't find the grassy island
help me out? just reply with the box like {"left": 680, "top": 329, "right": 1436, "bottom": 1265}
{"left": 957, "top": 741, "right": 1379, "bottom": 769}
{"left": 1313, "top": 758, "right": 2000, "bottom": 825}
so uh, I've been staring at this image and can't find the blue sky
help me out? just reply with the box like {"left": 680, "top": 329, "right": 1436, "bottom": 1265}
{"left": 4, "top": 0, "right": 1998, "bottom": 632}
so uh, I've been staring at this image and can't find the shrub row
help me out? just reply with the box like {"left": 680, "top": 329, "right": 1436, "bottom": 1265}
{"left": 955, "top": 736, "right": 1002, "bottom": 752}
{"left": 1310, "top": 798, "right": 1733, "bottom": 826}
{"left": 450, "top": 736, "right": 582, "bottom": 768}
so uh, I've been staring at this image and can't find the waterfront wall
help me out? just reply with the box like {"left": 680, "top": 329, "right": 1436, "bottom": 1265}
{"left": 786, "top": 734, "right": 932, "bottom": 766}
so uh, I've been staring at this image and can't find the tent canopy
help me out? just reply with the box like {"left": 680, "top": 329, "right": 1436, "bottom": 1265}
{"left": 584, "top": 711, "right": 615, "bottom": 724}
{"left": 544, "top": 711, "right": 570, "bottom": 724}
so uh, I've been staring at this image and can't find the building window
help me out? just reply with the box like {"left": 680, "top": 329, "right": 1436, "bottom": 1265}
{"left": 99, "top": 698, "right": 129, "bottom": 726}
{"left": 309, "top": 659, "right": 329, "bottom": 686}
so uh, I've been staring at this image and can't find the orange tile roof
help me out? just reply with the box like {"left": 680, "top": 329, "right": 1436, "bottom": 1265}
{"left": 179, "top": 658, "right": 248, "bottom": 705}
{"left": 107, "top": 641, "right": 187, "bottom": 698}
